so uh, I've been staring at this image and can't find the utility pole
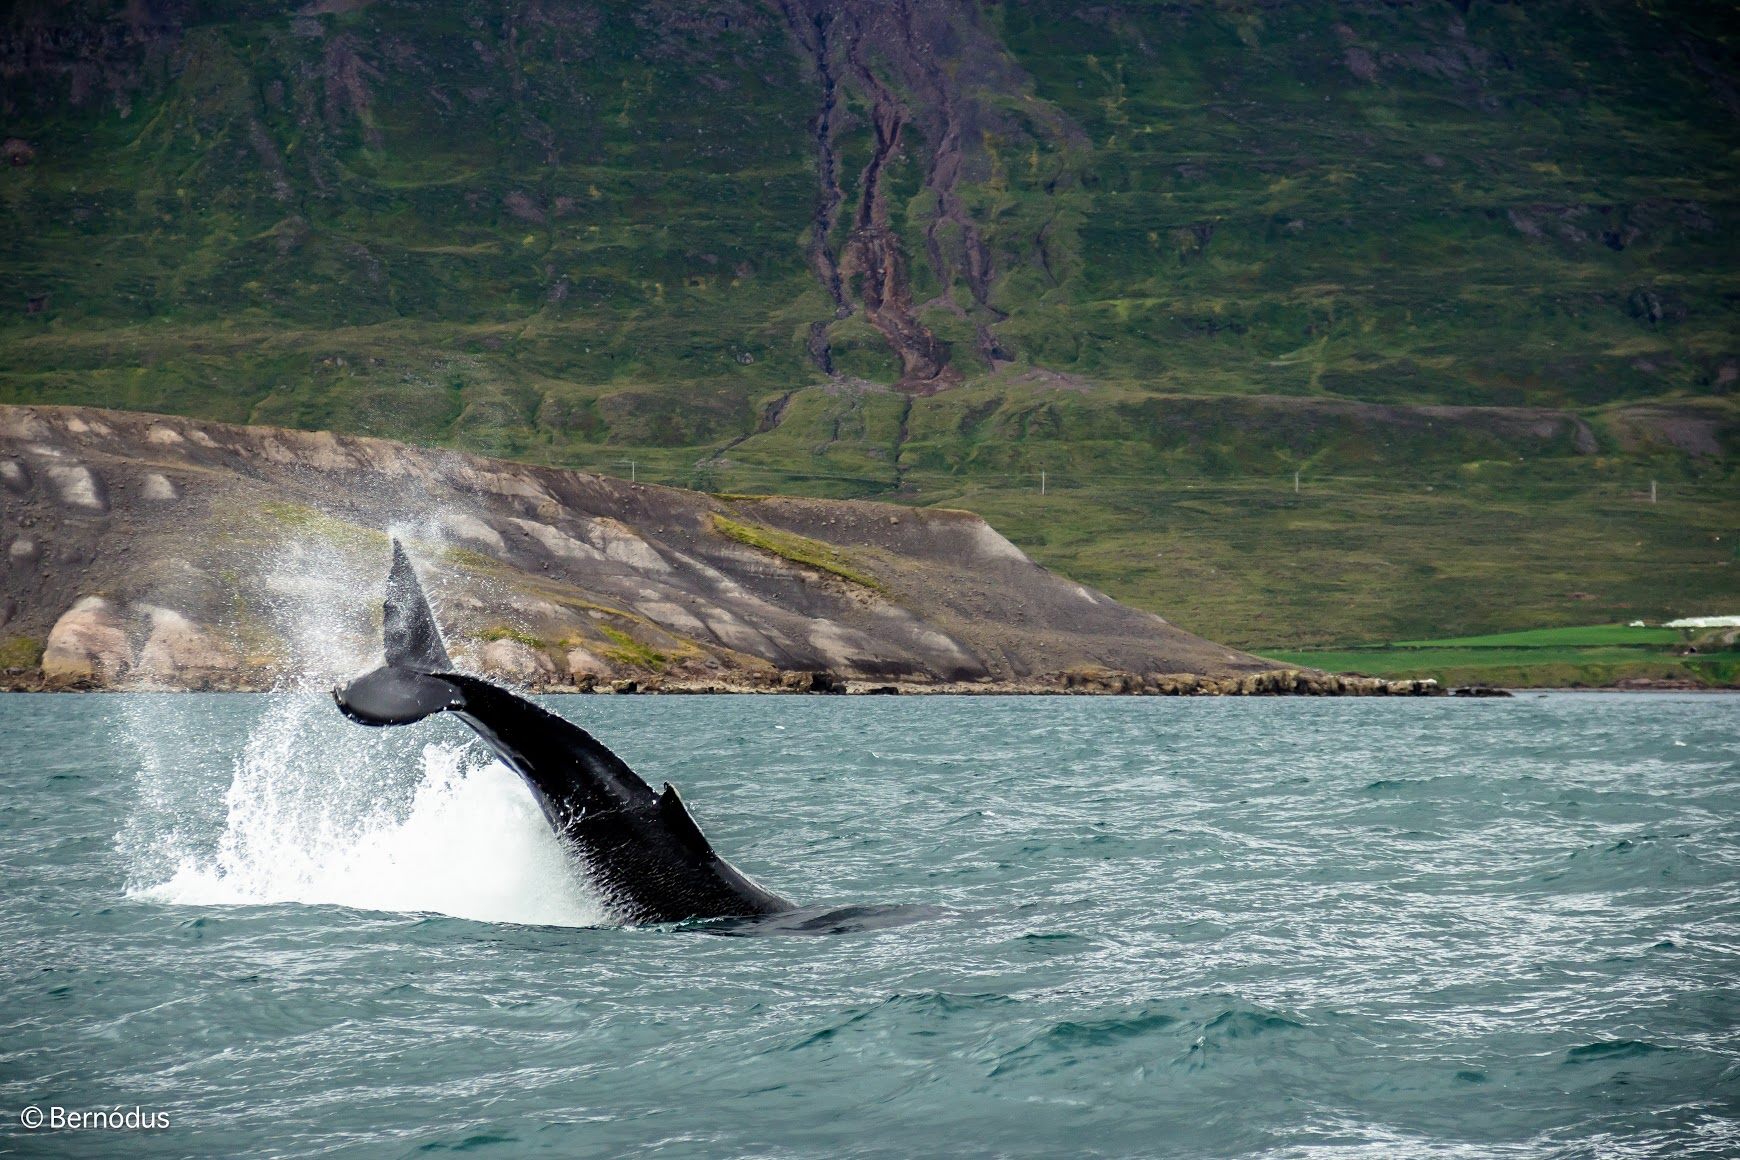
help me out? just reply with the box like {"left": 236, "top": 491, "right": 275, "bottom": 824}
{"left": 1650, "top": 479, "right": 1657, "bottom": 505}
{"left": 1294, "top": 469, "right": 1300, "bottom": 495}
{"left": 617, "top": 459, "right": 637, "bottom": 484}
{"left": 1040, "top": 470, "right": 1046, "bottom": 496}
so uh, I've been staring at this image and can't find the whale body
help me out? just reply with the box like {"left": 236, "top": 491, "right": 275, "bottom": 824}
{"left": 333, "top": 540, "right": 793, "bottom": 925}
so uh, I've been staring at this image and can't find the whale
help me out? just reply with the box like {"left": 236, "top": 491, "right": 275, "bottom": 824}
{"left": 332, "top": 540, "right": 794, "bottom": 925}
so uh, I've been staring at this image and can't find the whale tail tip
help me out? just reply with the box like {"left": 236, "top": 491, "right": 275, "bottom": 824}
{"left": 333, "top": 538, "right": 463, "bottom": 727}
{"left": 384, "top": 537, "right": 452, "bottom": 673}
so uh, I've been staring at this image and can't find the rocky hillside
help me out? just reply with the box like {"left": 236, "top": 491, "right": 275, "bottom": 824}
{"left": 1, "top": 402, "right": 1375, "bottom": 692}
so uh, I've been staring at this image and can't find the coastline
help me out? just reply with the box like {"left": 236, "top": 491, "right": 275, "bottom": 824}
{"left": 4, "top": 680, "right": 1735, "bottom": 696}
{"left": 0, "top": 667, "right": 1446, "bottom": 697}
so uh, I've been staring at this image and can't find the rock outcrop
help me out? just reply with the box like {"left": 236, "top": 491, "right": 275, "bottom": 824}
{"left": 0, "top": 404, "right": 1426, "bottom": 695}
{"left": 133, "top": 605, "right": 240, "bottom": 689}
{"left": 40, "top": 596, "right": 131, "bottom": 684}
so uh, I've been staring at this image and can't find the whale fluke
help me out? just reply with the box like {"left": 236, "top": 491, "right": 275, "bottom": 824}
{"left": 384, "top": 538, "right": 451, "bottom": 673}
{"left": 335, "top": 663, "right": 464, "bottom": 727}
{"left": 333, "top": 539, "right": 794, "bottom": 924}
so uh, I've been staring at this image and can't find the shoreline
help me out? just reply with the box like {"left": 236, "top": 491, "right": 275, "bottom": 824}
{"left": 1, "top": 667, "right": 1444, "bottom": 697}
{"left": 2, "top": 684, "right": 1735, "bottom": 697}
{"left": 6, "top": 663, "right": 1731, "bottom": 696}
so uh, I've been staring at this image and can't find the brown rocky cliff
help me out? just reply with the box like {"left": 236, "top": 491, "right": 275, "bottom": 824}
{"left": 0, "top": 404, "right": 1316, "bottom": 693}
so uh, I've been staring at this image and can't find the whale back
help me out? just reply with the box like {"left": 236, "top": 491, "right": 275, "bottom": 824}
{"left": 438, "top": 673, "right": 792, "bottom": 923}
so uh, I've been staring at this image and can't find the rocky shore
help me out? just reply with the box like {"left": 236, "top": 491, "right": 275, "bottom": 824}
{"left": 0, "top": 666, "right": 1441, "bottom": 698}
{"left": 1, "top": 405, "right": 1445, "bottom": 697}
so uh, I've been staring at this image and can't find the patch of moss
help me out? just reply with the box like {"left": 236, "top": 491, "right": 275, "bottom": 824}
{"left": 1688, "top": 657, "right": 1740, "bottom": 687}
{"left": 598, "top": 626, "right": 668, "bottom": 671}
{"left": 0, "top": 637, "right": 44, "bottom": 670}
{"left": 708, "top": 513, "right": 884, "bottom": 591}
{"left": 257, "top": 502, "right": 381, "bottom": 550}
{"left": 480, "top": 625, "right": 544, "bottom": 648}
{"left": 443, "top": 546, "right": 502, "bottom": 572}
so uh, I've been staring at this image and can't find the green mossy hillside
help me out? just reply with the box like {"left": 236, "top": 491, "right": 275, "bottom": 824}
{"left": 2, "top": 1, "right": 1734, "bottom": 645}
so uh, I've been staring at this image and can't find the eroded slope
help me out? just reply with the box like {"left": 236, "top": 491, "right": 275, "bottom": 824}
{"left": 0, "top": 404, "right": 1275, "bottom": 690}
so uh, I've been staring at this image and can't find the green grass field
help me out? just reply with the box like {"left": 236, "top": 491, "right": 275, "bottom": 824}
{"left": 1394, "top": 624, "right": 1683, "bottom": 648}
{"left": 1266, "top": 623, "right": 1738, "bottom": 688}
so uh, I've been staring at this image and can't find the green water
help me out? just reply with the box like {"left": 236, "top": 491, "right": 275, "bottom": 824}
{"left": 1, "top": 693, "right": 1735, "bottom": 1157}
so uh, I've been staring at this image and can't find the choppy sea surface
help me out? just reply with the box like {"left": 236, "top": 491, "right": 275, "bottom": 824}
{"left": 0, "top": 692, "right": 1736, "bottom": 1158}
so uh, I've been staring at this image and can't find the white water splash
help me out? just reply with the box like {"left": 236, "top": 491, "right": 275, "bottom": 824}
{"left": 253, "top": 517, "right": 475, "bottom": 690}
{"left": 121, "top": 695, "right": 607, "bottom": 927}
{"left": 257, "top": 536, "right": 381, "bottom": 687}
{"left": 118, "top": 507, "right": 609, "bottom": 927}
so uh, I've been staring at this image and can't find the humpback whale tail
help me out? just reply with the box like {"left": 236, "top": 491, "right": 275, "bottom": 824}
{"left": 334, "top": 539, "right": 465, "bottom": 727}
{"left": 332, "top": 537, "right": 794, "bottom": 923}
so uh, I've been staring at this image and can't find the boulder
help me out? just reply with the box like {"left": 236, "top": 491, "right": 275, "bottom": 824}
{"left": 44, "top": 463, "right": 107, "bottom": 511}
{"left": 133, "top": 606, "right": 239, "bottom": 688}
{"left": 475, "top": 638, "right": 556, "bottom": 684}
{"left": 780, "top": 669, "right": 844, "bottom": 693}
{"left": 0, "top": 458, "right": 29, "bottom": 493}
{"left": 141, "top": 473, "right": 179, "bottom": 501}
{"left": 42, "top": 597, "right": 132, "bottom": 684}
{"left": 565, "top": 646, "right": 613, "bottom": 680}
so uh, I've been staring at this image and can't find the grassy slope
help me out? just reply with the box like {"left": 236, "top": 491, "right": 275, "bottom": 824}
{"left": 1262, "top": 646, "right": 1738, "bottom": 689}
{"left": 989, "top": 1, "right": 1740, "bottom": 404}
{"left": 1, "top": 1, "right": 1736, "bottom": 649}
{"left": 1394, "top": 624, "right": 1680, "bottom": 648}
{"left": 1266, "top": 623, "right": 1738, "bottom": 688}
{"left": 0, "top": 2, "right": 822, "bottom": 453}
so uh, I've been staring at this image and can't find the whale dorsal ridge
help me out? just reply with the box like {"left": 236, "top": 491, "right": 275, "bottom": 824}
{"left": 657, "top": 783, "right": 716, "bottom": 858}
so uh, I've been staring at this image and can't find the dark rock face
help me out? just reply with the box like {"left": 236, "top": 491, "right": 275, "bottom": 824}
{"left": 0, "top": 404, "right": 1285, "bottom": 692}
{"left": 775, "top": 0, "right": 1064, "bottom": 387}
{"left": 1062, "top": 667, "right": 1441, "bottom": 698}
{"left": 781, "top": 669, "right": 845, "bottom": 693}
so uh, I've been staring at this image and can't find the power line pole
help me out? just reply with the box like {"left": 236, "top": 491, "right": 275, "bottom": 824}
{"left": 1294, "top": 469, "right": 1300, "bottom": 495}
{"left": 1040, "top": 469, "right": 1046, "bottom": 496}
{"left": 1650, "top": 479, "right": 1657, "bottom": 505}
{"left": 617, "top": 459, "right": 637, "bottom": 484}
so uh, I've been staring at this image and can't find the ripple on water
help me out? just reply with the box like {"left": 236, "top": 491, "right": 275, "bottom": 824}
{"left": 0, "top": 692, "right": 1733, "bottom": 1157}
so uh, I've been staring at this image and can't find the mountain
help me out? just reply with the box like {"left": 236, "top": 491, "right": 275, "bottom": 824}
{"left": 2, "top": 1, "right": 1735, "bottom": 647}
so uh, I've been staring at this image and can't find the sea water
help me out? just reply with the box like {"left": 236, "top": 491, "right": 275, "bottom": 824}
{"left": 0, "top": 692, "right": 1735, "bottom": 1157}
